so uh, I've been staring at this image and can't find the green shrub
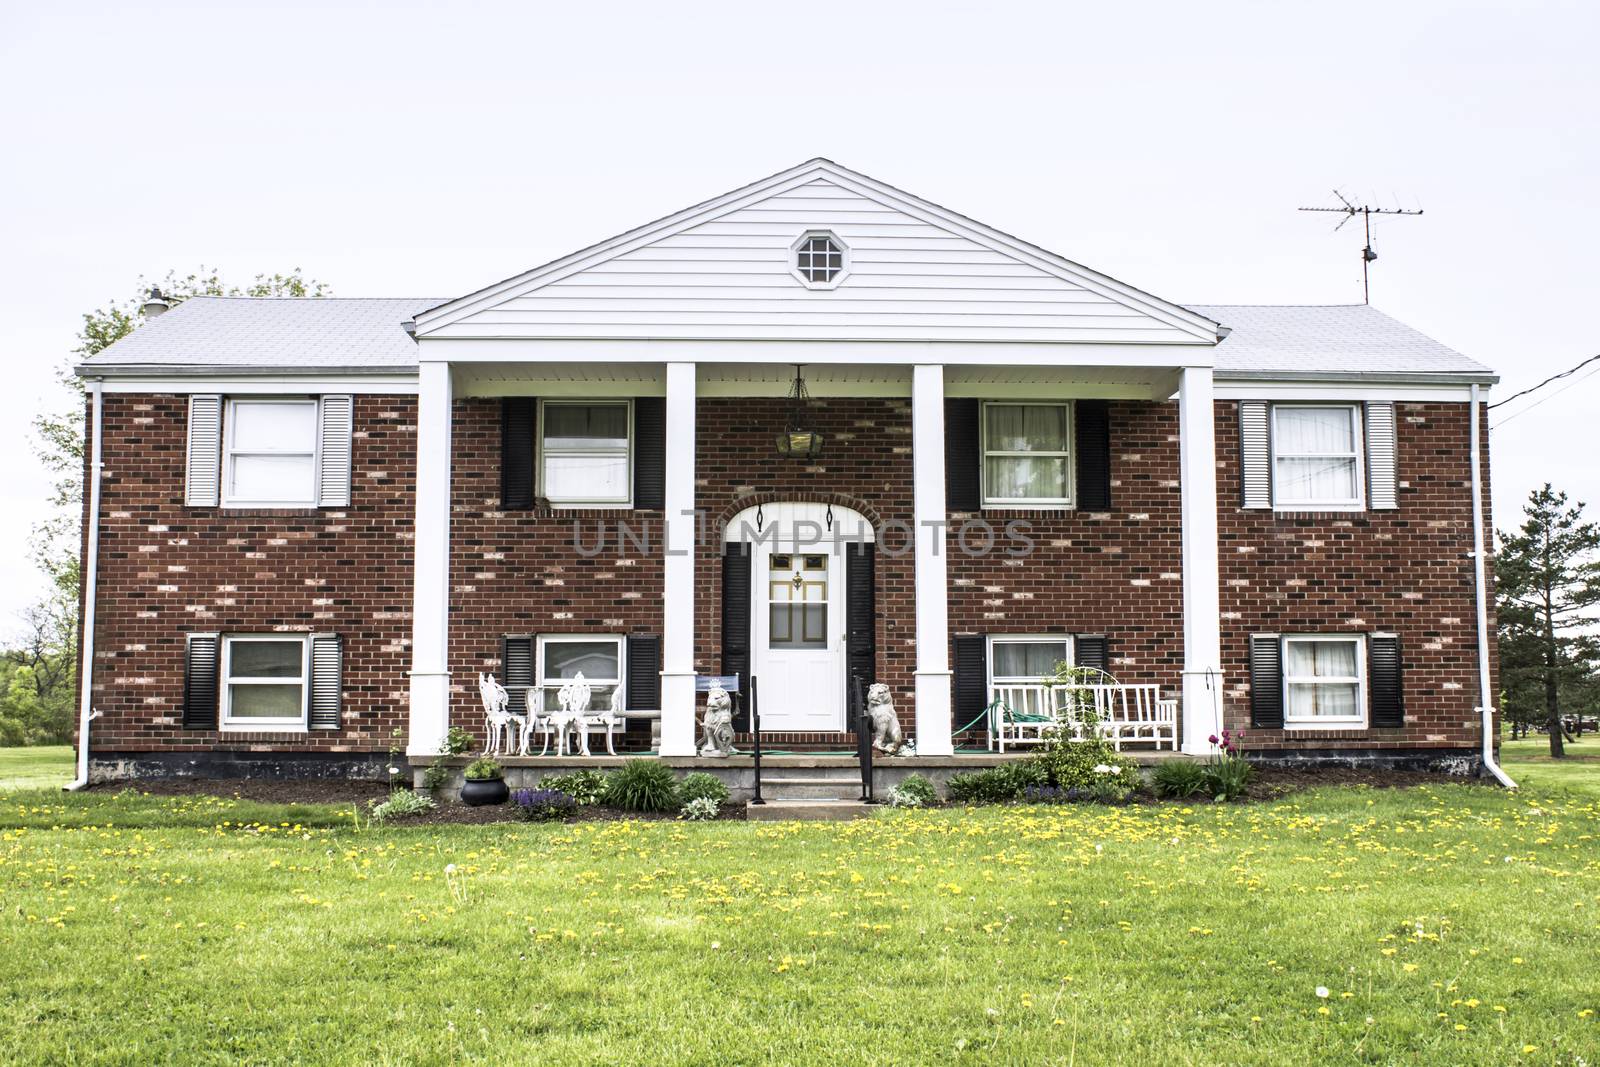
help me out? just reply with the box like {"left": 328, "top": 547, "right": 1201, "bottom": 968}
{"left": 601, "top": 759, "right": 680, "bottom": 812}
{"left": 1027, "top": 708, "right": 1139, "bottom": 792}
{"left": 886, "top": 773, "right": 937, "bottom": 808}
{"left": 442, "top": 726, "right": 474, "bottom": 756}
{"left": 945, "top": 761, "right": 1048, "bottom": 804}
{"left": 1202, "top": 756, "right": 1254, "bottom": 801}
{"left": 1151, "top": 759, "right": 1208, "bottom": 799}
{"left": 680, "top": 796, "right": 721, "bottom": 821}
{"left": 677, "top": 772, "right": 730, "bottom": 806}
{"left": 1085, "top": 776, "right": 1133, "bottom": 804}
{"left": 540, "top": 769, "right": 608, "bottom": 805}
{"left": 370, "top": 788, "right": 435, "bottom": 824}
{"left": 463, "top": 757, "right": 502, "bottom": 781}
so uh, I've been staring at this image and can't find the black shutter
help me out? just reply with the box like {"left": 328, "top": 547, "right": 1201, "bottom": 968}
{"left": 625, "top": 634, "right": 661, "bottom": 709}
{"left": 502, "top": 635, "right": 534, "bottom": 715}
{"left": 1249, "top": 635, "right": 1284, "bottom": 729}
{"left": 1075, "top": 634, "right": 1109, "bottom": 675}
{"left": 721, "top": 543, "right": 752, "bottom": 730}
{"left": 308, "top": 634, "right": 343, "bottom": 730}
{"left": 501, "top": 398, "right": 536, "bottom": 510}
{"left": 945, "top": 398, "right": 981, "bottom": 511}
{"left": 182, "top": 634, "right": 220, "bottom": 730}
{"left": 845, "top": 543, "right": 876, "bottom": 701}
{"left": 632, "top": 397, "right": 666, "bottom": 509}
{"left": 952, "top": 634, "right": 988, "bottom": 735}
{"left": 1074, "top": 400, "right": 1112, "bottom": 510}
{"left": 1370, "top": 635, "right": 1404, "bottom": 728}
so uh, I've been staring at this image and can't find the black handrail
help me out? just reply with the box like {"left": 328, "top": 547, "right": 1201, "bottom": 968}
{"left": 749, "top": 675, "right": 764, "bottom": 805}
{"left": 853, "top": 674, "right": 873, "bottom": 803}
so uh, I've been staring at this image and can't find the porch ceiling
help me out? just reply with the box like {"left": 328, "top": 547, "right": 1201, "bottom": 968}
{"left": 452, "top": 361, "right": 1180, "bottom": 401}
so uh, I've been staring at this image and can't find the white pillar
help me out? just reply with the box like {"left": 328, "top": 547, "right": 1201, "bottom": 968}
{"left": 1178, "top": 365, "right": 1224, "bottom": 755}
{"left": 659, "top": 362, "right": 699, "bottom": 756}
{"left": 911, "top": 364, "right": 955, "bottom": 756}
{"left": 408, "top": 360, "right": 453, "bottom": 756}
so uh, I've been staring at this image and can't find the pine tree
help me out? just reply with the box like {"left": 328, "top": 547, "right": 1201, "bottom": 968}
{"left": 1496, "top": 484, "right": 1600, "bottom": 757}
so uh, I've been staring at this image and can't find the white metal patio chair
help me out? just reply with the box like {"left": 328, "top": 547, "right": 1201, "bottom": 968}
{"left": 477, "top": 672, "right": 527, "bottom": 757}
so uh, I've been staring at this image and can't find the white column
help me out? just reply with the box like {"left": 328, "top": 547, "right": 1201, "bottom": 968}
{"left": 408, "top": 360, "right": 453, "bottom": 756}
{"left": 1178, "top": 365, "right": 1225, "bottom": 755}
{"left": 659, "top": 361, "right": 699, "bottom": 756}
{"left": 911, "top": 364, "right": 955, "bottom": 755}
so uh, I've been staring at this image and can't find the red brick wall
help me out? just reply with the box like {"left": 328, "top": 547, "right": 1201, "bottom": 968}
{"left": 1215, "top": 400, "right": 1497, "bottom": 752}
{"left": 947, "top": 400, "right": 1186, "bottom": 711}
{"left": 84, "top": 394, "right": 417, "bottom": 755}
{"left": 83, "top": 391, "right": 1494, "bottom": 759}
{"left": 447, "top": 398, "right": 664, "bottom": 736}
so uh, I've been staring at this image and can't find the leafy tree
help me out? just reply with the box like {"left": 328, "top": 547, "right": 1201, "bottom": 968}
{"left": 4, "top": 269, "right": 329, "bottom": 746}
{"left": 0, "top": 591, "right": 78, "bottom": 745}
{"left": 1496, "top": 484, "right": 1600, "bottom": 757}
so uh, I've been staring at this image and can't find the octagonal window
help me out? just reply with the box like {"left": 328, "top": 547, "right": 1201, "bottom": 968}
{"left": 793, "top": 231, "right": 847, "bottom": 287}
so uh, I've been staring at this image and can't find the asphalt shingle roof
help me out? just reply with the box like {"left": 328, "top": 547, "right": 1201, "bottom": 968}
{"left": 78, "top": 297, "right": 441, "bottom": 370}
{"left": 1190, "top": 304, "right": 1493, "bottom": 378}
{"left": 79, "top": 296, "right": 1494, "bottom": 380}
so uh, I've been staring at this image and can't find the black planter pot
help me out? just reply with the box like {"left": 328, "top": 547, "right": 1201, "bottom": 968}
{"left": 461, "top": 777, "right": 509, "bottom": 807}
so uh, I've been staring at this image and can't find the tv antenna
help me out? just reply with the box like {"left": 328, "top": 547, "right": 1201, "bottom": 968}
{"left": 1298, "top": 190, "right": 1423, "bottom": 304}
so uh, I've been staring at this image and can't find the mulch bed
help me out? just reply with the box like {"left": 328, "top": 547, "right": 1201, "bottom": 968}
{"left": 88, "top": 764, "right": 1486, "bottom": 824}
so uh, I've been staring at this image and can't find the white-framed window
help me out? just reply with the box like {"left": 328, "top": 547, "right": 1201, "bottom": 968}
{"left": 790, "top": 230, "right": 849, "bottom": 289}
{"left": 539, "top": 400, "right": 632, "bottom": 506}
{"left": 223, "top": 397, "right": 320, "bottom": 506}
{"left": 988, "top": 635, "right": 1073, "bottom": 687}
{"left": 220, "top": 635, "right": 310, "bottom": 730}
{"left": 1271, "top": 404, "right": 1364, "bottom": 510}
{"left": 982, "top": 401, "right": 1073, "bottom": 506}
{"left": 537, "top": 634, "right": 624, "bottom": 713}
{"left": 1283, "top": 635, "right": 1366, "bottom": 728}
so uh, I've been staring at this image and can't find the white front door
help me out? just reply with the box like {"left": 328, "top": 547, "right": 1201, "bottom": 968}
{"left": 753, "top": 548, "right": 845, "bottom": 731}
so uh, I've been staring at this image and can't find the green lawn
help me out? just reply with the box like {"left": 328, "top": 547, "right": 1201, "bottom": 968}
{"left": 0, "top": 745, "right": 72, "bottom": 791}
{"left": 1501, "top": 735, "right": 1600, "bottom": 798}
{"left": 1, "top": 782, "right": 1596, "bottom": 1064}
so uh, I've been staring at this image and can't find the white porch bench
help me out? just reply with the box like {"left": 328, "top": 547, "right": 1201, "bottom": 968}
{"left": 987, "top": 681, "right": 1178, "bottom": 752}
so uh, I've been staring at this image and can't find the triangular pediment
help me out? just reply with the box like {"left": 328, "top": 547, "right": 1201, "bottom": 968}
{"left": 414, "top": 159, "right": 1219, "bottom": 346}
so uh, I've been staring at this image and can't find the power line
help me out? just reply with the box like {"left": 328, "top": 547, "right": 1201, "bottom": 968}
{"left": 1487, "top": 352, "right": 1600, "bottom": 411}
{"left": 1491, "top": 360, "right": 1600, "bottom": 430}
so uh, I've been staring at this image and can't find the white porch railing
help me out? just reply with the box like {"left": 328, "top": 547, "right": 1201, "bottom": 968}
{"left": 987, "top": 683, "right": 1178, "bottom": 753}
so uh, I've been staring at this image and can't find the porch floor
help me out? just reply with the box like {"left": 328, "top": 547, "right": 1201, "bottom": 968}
{"left": 411, "top": 749, "right": 1188, "bottom": 770}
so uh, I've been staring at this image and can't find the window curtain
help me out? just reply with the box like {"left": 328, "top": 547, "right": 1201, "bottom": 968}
{"left": 1275, "top": 408, "right": 1357, "bottom": 501}
{"left": 986, "top": 405, "right": 1069, "bottom": 499}
{"left": 1285, "top": 641, "right": 1359, "bottom": 718}
{"left": 992, "top": 641, "right": 1067, "bottom": 679}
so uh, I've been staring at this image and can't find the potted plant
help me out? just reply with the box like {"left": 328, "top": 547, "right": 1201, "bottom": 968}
{"left": 460, "top": 757, "right": 509, "bottom": 806}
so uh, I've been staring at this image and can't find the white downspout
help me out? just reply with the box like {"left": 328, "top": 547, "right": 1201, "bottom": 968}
{"left": 65, "top": 379, "right": 105, "bottom": 791}
{"left": 1470, "top": 383, "right": 1515, "bottom": 789}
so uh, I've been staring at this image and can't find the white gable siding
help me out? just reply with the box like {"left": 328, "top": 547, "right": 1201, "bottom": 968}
{"left": 429, "top": 178, "right": 1203, "bottom": 344}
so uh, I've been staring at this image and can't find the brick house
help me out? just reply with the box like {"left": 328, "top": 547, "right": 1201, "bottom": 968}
{"left": 70, "top": 159, "right": 1503, "bottom": 783}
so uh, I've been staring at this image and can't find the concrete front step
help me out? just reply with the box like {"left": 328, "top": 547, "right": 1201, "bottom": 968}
{"left": 746, "top": 799, "right": 877, "bottom": 822}
{"left": 757, "top": 775, "right": 866, "bottom": 801}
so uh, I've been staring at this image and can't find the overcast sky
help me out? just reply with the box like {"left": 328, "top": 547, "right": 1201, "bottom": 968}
{"left": 0, "top": 0, "right": 1595, "bottom": 632}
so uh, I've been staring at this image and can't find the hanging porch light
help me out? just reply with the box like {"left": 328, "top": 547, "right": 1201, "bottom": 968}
{"left": 775, "top": 364, "right": 824, "bottom": 459}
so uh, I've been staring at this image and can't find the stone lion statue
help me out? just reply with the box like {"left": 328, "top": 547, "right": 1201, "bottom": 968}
{"left": 866, "top": 682, "right": 908, "bottom": 754}
{"left": 699, "top": 685, "right": 736, "bottom": 757}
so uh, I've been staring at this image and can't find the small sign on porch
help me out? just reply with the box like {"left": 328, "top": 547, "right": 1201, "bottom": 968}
{"left": 695, "top": 675, "right": 741, "bottom": 693}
